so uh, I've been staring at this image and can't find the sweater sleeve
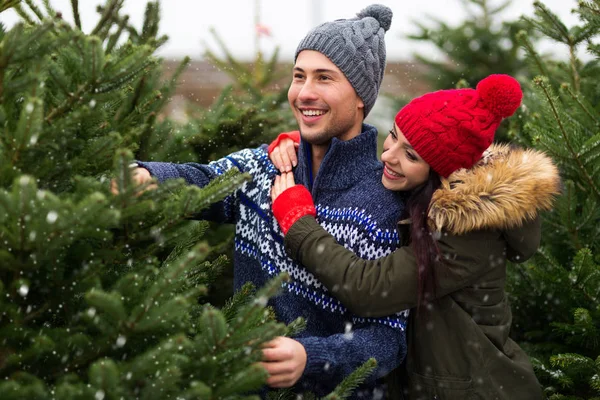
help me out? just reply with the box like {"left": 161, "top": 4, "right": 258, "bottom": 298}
{"left": 296, "top": 322, "right": 405, "bottom": 393}
{"left": 137, "top": 146, "right": 271, "bottom": 223}
{"left": 284, "top": 216, "right": 485, "bottom": 318}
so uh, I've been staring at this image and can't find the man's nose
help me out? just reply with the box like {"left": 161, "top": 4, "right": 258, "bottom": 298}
{"left": 297, "top": 79, "right": 318, "bottom": 102}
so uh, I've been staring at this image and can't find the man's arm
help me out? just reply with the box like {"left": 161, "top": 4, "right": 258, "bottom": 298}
{"left": 134, "top": 146, "right": 271, "bottom": 223}
{"left": 261, "top": 322, "right": 405, "bottom": 392}
{"left": 296, "top": 322, "right": 406, "bottom": 392}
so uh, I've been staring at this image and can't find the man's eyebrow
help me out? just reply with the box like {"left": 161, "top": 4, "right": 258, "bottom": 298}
{"left": 314, "top": 68, "right": 339, "bottom": 74}
{"left": 292, "top": 66, "right": 340, "bottom": 75}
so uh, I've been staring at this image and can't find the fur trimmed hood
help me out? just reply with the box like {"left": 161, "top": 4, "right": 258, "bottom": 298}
{"left": 428, "top": 143, "right": 561, "bottom": 235}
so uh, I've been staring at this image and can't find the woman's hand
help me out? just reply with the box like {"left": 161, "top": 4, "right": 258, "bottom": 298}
{"left": 271, "top": 172, "right": 316, "bottom": 234}
{"left": 268, "top": 131, "right": 300, "bottom": 173}
{"left": 271, "top": 172, "right": 296, "bottom": 202}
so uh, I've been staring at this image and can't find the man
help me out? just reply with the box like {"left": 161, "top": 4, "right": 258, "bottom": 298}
{"left": 129, "top": 5, "right": 408, "bottom": 397}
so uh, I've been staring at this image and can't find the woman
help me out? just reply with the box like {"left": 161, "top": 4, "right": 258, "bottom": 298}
{"left": 268, "top": 74, "right": 560, "bottom": 399}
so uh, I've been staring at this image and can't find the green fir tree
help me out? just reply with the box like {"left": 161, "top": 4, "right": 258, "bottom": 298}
{"left": 0, "top": 1, "right": 291, "bottom": 398}
{"left": 506, "top": 1, "right": 600, "bottom": 399}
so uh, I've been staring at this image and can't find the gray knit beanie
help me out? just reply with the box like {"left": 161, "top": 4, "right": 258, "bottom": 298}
{"left": 295, "top": 4, "right": 393, "bottom": 117}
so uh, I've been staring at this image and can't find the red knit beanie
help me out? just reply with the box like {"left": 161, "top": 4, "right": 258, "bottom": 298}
{"left": 394, "top": 74, "right": 522, "bottom": 178}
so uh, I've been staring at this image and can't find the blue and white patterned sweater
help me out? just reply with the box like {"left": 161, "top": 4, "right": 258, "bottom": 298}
{"left": 138, "top": 124, "right": 409, "bottom": 397}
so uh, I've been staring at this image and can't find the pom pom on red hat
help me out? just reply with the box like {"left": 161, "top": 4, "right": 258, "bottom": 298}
{"left": 476, "top": 74, "right": 522, "bottom": 118}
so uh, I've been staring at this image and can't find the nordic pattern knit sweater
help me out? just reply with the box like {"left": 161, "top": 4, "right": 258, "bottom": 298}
{"left": 137, "top": 124, "right": 409, "bottom": 397}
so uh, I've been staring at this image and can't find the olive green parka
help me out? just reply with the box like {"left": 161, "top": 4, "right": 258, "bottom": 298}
{"left": 284, "top": 144, "right": 560, "bottom": 400}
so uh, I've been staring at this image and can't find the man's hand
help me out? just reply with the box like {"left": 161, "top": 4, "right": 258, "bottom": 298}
{"left": 110, "top": 167, "right": 156, "bottom": 195}
{"left": 260, "top": 336, "right": 307, "bottom": 388}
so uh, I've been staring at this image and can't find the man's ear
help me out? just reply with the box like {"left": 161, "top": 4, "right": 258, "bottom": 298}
{"left": 357, "top": 98, "right": 365, "bottom": 119}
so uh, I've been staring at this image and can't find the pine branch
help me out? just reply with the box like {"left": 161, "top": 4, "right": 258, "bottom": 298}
{"left": 221, "top": 282, "right": 254, "bottom": 322}
{"left": 578, "top": 0, "right": 600, "bottom": 25}
{"left": 44, "top": 83, "right": 86, "bottom": 123}
{"left": 200, "top": 307, "right": 228, "bottom": 348}
{"left": 531, "top": 1, "right": 570, "bottom": 43}
{"left": 0, "top": 0, "right": 22, "bottom": 14}
{"left": 140, "top": 1, "right": 159, "bottom": 43}
{"left": 70, "top": 0, "right": 81, "bottom": 30}
{"left": 117, "top": 73, "right": 147, "bottom": 122}
{"left": 559, "top": 181, "right": 584, "bottom": 250}
{"left": 41, "top": 0, "right": 55, "bottom": 16}
{"left": 9, "top": 20, "right": 58, "bottom": 64}
{"left": 10, "top": 70, "right": 43, "bottom": 164}
{"left": 517, "top": 30, "right": 550, "bottom": 79}
{"left": 90, "top": 0, "right": 123, "bottom": 37}
{"left": 129, "top": 243, "right": 210, "bottom": 331}
{"left": 47, "top": 58, "right": 73, "bottom": 98}
{"left": 228, "top": 273, "right": 289, "bottom": 334}
{"left": 23, "top": 0, "right": 43, "bottom": 22}
{"left": 568, "top": 43, "right": 581, "bottom": 93}
{"left": 125, "top": 76, "right": 152, "bottom": 156}
{"left": 105, "top": 14, "right": 128, "bottom": 53}
{"left": 97, "top": 54, "right": 157, "bottom": 94}
{"left": 560, "top": 83, "right": 599, "bottom": 124}
{"left": 534, "top": 76, "right": 600, "bottom": 200}
{"left": 551, "top": 353, "right": 596, "bottom": 370}
{"left": 571, "top": 249, "right": 600, "bottom": 303}
{"left": 13, "top": 4, "right": 35, "bottom": 25}
{"left": 324, "top": 358, "right": 377, "bottom": 400}
{"left": 213, "top": 364, "right": 268, "bottom": 398}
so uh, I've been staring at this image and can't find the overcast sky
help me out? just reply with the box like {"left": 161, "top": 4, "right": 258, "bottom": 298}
{"left": 0, "top": 0, "right": 581, "bottom": 61}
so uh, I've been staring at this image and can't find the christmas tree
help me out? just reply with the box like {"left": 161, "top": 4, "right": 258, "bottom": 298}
{"left": 0, "top": 1, "right": 291, "bottom": 398}
{"left": 506, "top": 1, "right": 600, "bottom": 398}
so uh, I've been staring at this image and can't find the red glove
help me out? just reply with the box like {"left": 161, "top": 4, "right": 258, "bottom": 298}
{"left": 267, "top": 131, "right": 301, "bottom": 155}
{"left": 272, "top": 185, "right": 316, "bottom": 234}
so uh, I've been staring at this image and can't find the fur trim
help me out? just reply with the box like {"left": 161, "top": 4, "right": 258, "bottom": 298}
{"left": 428, "top": 143, "right": 561, "bottom": 235}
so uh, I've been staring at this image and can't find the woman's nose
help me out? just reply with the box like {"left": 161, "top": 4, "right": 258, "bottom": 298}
{"left": 381, "top": 150, "right": 392, "bottom": 163}
{"left": 381, "top": 143, "right": 399, "bottom": 164}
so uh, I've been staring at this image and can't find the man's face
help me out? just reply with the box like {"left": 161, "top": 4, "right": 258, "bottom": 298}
{"left": 288, "top": 50, "right": 365, "bottom": 145}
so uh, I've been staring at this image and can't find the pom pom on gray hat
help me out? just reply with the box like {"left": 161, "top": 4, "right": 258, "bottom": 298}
{"left": 294, "top": 4, "right": 393, "bottom": 118}
{"left": 356, "top": 4, "right": 393, "bottom": 32}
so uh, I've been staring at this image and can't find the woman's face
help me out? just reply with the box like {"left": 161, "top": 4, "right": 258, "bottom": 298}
{"left": 381, "top": 124, "right": 431, "bottom": 192}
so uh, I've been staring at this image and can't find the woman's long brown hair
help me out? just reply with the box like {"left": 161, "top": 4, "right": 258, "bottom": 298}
{"left": 403, "top": 169, "right": 442, "bottom": 311}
